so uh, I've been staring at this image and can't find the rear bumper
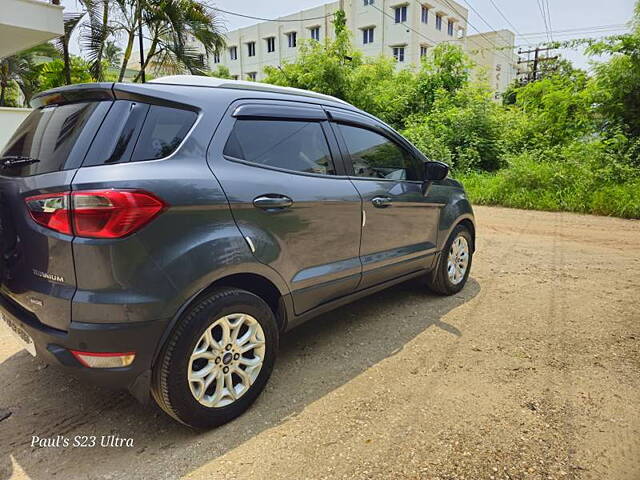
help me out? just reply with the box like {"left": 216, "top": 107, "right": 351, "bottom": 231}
{"left": 0, "top": 292, "right": 169, "bottom": 402}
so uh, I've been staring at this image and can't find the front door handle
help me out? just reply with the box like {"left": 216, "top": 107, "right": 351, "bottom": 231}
{"left": 253, "top": 195, "right": 293, "bottom": 210}
{"left": 371, "top": 196, "right": 392, "bottom": 208}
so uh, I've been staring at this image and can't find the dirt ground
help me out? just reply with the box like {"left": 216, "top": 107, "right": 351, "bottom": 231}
{"left": 0, "top": 205, "right": 638, "bottom": 480}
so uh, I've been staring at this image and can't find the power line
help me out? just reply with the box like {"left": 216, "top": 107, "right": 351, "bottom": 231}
{"left": 536, "top": 0, "right": 551, "bottom": 41}
{"left": 439, "top": 0, "right": 516, "bottom": 64}
{"left": 486, "top": 0, "right": 523, "bottom": 37}
{"left": 368, "top": 2, "right": 441, "bottom": 48}
{"left": 545, "top": 0, "right": 553, "bottom": 41}
{"left": 212, "top": 7, "right": 334, "bottom": 23}
{"left": 456, "top": 0, "right": 514, "bottom": 47}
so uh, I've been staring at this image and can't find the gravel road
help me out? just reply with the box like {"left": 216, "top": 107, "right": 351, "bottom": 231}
{"left": 0, "top": 206, "right": 638, "bottom": 480}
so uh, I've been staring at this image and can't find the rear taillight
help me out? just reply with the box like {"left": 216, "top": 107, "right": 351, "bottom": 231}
{"left": 25, "top": 192, "right": 72, "bottom": 235}
{"left": 25, "top": 190, "right": 166, "bottom": 239}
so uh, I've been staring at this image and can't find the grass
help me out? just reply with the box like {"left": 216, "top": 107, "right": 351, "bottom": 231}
{"left": 456, "top": 156, "right": 640, "bottom": 219}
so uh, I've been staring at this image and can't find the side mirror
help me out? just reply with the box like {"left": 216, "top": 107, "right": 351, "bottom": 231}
{"left": 424, "top": 161, "right": 449, "bottom": 181}
{"left": 422, "top": 161, "right": 449, "bottom": 196}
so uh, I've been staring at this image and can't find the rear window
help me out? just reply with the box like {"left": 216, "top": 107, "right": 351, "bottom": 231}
{"left": 1, "top": 102, "right": 107, "bottom": 177}
{"left": 84, "top": 101, "right": 197, "bottom": 166}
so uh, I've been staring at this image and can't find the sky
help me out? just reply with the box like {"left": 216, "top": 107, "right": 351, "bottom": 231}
{"left": 60, "top": 0, "right": 636, "bottom": 70}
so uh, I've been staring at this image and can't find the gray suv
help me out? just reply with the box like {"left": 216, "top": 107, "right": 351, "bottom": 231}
{"left": 0, "top": 76, "right": 475, "bottom": 428}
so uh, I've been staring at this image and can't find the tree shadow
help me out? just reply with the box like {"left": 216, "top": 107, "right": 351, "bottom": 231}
{"left": 0, "top": 277, "right": 479, "bottom": 480}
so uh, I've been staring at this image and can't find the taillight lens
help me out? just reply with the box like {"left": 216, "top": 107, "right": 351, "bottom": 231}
{"left": 25, "top": 190, "right": 166, "bottom": 239}
{"left": 25, "top": 192, "right": 72, "bottom": 235}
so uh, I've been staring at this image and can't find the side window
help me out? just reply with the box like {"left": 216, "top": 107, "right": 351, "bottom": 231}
{"left": 223, "top": 119, "right": 335, "bottom": 175}
{"left": 337, "top": 124, "right": 420, "bottom": 181}
{"left": 84, "top": 101, "right": 196, "bottom": 166}
{"left": 132, "top": 106, "right": 196, "bottom": 161}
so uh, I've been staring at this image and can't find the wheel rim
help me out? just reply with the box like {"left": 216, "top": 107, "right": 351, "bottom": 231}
{"left": 447, "top": 235, "right": 469, "bottom": 285}
{"left": 188, "top": 313, "right": 266, "bottom": 408}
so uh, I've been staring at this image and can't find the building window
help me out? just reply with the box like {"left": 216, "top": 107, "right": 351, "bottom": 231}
{"left": 231, "top": 75, "right": 239, "bottom": 80}
{"left": 421, "top": 5, "right": 428, "bottom": 23}
{"left": 310, "top": 26, "right": 320, "bottom": 41}
{"left": 247, "top": 72, "right": 257, "bottom": 81}
{"left": 247, "top": 41, "right": 256, "bottom": 57}
{"left": 229, "top": 46, "right": 238, "bottom": 60}
{"left": 287, "top": 31, "right": 297, "bottom": 48}
{"left": 394, "top": 5, "right": 407, "bottom": 23}
{"left": 362, "top": 27, "right": 374, "bottom": 44}
{"left": 447, "top": 20, "right": 454, "bottom": 36}
{"left": 392, "top": 46, "right": 405, "bottom": 62}
{"left": 435, "top": 14, "right": 442, "bottom": 30}
{"left": 266, "top": 37, "right": 276, "bottom": 53}
{"left": 213, "top": 52, "right": 220, "bottom": 64}
{"left": 420, "top": 45, "right": 428, "bottom": 58}
{"left": 364, "top": 0, "right": 374, "bottom": 5}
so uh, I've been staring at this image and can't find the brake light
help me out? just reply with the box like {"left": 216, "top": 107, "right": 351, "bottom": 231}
{"left": 24, "top": 192, "right": 72, "bottom": 235}
{"left": 25, "top": 190, "right": 166, "bottom": 238}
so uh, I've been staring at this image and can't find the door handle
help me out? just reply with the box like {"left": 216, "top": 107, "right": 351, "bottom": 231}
{"left": 371, "top": 196, "right": 392, "bottom": 208}
{"left": 253, "top": 195, "right": 293, "bottom": 210}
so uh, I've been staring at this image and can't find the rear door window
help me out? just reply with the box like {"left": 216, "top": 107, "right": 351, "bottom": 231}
{"left": 1, "top": 102, "right": 109, "bottom": 177}
{"left": 83, "top": 101, "right": 197, "bottom": 166}
{"left": 223, "top": 119, "right": 335, "bottom": 175}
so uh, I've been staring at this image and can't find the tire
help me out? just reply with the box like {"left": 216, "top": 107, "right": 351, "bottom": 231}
{"left": 151, "top": 287, "right": 278, "bottom": 429}
{"left": 425, "top": 224, "right": 474, "bottom": 295}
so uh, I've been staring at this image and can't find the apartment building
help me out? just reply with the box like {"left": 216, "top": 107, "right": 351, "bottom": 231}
{"left": 209, "top": 0, "right": 517, "bottom": 95}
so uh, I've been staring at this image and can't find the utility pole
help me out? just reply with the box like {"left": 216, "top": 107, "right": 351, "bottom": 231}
{"left": 138, "top": 19, "right": 145, "bottom": 83}
{"left": 517, "top": 46, "right": 558, "bottom": 84}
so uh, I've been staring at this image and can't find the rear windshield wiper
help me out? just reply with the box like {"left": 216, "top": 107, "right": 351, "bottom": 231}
{"left": 1, "top": 156, "right": 41, "bottom": 168}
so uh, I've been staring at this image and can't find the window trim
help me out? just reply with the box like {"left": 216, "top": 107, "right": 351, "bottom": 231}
{"left": 327, "top": 112, "right": 423, "bottom": 184}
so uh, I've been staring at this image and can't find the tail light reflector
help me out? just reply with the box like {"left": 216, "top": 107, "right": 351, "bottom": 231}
{"left": 25, "top": 190, "right": 166, "bottom": 239}
{"left": 70, "top": 350, "right": 136, "bottom": 368}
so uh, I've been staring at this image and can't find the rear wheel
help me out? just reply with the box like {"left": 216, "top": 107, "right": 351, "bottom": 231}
{"left": 151, "top": 287, "right": 278, "bottom": 429}
{"left": 425, "top": 224, "right": 473, "bottom": 295}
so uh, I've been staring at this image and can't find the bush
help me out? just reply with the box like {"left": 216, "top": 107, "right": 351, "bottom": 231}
{"left": 457, "top": 141, "right": 640, "bottom": 218}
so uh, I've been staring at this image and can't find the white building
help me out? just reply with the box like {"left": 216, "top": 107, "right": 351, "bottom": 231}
{"left": 0, "top": 0, "right": 64, "bottom": 59}
{"left": 209, "top": 0, "right": 518, "bottom": 96}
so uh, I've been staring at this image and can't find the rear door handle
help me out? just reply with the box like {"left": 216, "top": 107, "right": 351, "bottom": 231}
{"left": 371, "top": 196, "right": 392, "bottom": 208}
{"left": 253, "top": 195, "right": 293, "bottom": 210}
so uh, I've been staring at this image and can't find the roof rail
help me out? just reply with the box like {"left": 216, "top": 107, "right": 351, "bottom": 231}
{"left": 149, "top": 75, "right": 349, "bottom": 105}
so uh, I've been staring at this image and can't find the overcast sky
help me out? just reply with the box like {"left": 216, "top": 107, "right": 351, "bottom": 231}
{"left": 61, "top": 0, "right": 636, "bottom": 70}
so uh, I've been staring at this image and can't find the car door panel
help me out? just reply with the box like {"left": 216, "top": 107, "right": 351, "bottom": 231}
{"left": 328, "top": 109, "right": 441, "bottom": 290}
{"left": 207, "top": 100, "right": 363, "bottom": 315}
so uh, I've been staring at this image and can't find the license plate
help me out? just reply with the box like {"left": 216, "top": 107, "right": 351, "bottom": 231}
{"left": 0, "top": 311, "right": 36, "bottom": 356}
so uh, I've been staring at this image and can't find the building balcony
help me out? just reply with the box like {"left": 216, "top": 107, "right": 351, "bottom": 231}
{"left": 0, "top": 0, "right": 64, "bottom": 58}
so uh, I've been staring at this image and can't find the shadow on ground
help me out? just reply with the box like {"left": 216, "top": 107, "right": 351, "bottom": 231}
{"left": 0, "top": 278, "right": 479, "bottom": 480}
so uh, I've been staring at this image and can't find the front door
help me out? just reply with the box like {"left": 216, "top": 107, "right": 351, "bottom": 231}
{"left": 330, "top": 111, "right": 441, "bottom": 289}
{"left": 208, "top": 101, "right": 363, "bottom": 314}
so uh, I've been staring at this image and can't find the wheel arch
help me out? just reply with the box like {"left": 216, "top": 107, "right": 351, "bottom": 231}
{"left": 152, "top": 267, "right": 290, "bottom": 367}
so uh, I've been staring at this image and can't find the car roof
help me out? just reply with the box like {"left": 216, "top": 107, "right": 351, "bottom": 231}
{"left": 149, "top": 75, "right": 351, "bottom": 106}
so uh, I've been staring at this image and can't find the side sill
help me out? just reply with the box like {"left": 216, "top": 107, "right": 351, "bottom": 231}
{"left": 285, "top": 267, "right": 429, "bottom": 331}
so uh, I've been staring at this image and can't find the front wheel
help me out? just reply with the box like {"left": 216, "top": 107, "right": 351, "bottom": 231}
{"left": 151, "top": 287, "right": 278, "bottom": 429}
{"left": 425, "top": 224, "right": 474, "bottom": 295}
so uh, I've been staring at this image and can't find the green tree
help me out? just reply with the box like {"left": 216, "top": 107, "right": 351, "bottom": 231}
{"left": 38, "top": 56, "right": 93, "bottom": 91}
{"left": 264, "top": 9, "right": 362, "bottom": 100}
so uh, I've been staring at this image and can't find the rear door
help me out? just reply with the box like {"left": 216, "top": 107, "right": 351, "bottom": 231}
{"left": 208, "top": 100, "right": 363, "bottom": 315}
{"left": 0, "top": 99, "right": 111, "bottom": 330}
{"left": 329, "top": 108, "right": 440, "bottom": 289}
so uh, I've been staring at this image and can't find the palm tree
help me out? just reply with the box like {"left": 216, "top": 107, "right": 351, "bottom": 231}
{"left": 81, "top": 0, "right": 112, "bottom": 81}
{"left": 111, "top": 0, "right": 225, "bottom": 82}
{"left": 104, "top": 41, "right": 123, "bottom": 68}
{"left": 132, "top": 0, "right": 225, "bottom": 81}
{"left": 55, "top": 12, "right": 86, "bottom": 85}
